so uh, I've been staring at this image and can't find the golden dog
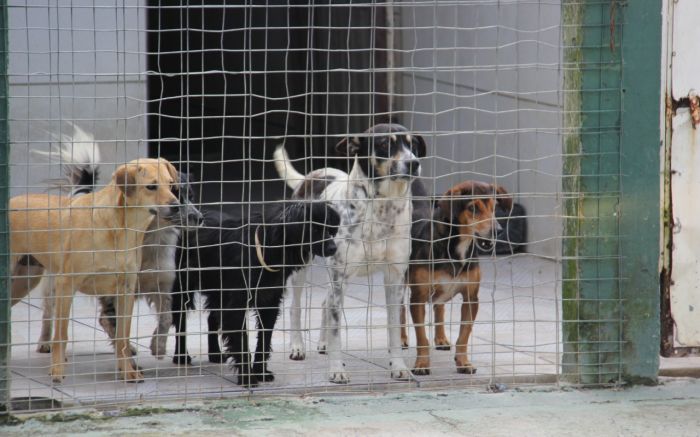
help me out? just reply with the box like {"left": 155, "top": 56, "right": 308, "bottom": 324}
{"left": 10, "top": 158, "right": 180, "bottom": 382}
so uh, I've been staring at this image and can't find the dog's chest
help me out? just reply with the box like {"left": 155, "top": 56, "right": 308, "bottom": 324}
{"left": 141, "top": 228, "right": 179, "bottom": 272}
{"left": 331, "top": 184, "right": 412, "bottom": 264}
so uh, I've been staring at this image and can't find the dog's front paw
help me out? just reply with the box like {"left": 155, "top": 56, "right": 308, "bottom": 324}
{"left": 289, "top": 340, "right": 306, "bottom": 360}
{"left": 455, "top": 355, "right": 477, "bottom": 374}
{"left": 253, "top": 365, "right": 275, "bottom": 382}
{"left": 389, "top": 359, "right": 412, "bottom": 381}
{"left": 49, "top": 364, "right": 65, "bottom": 383}
{"left": 208, "top": 352, "right": 230, "bottom": 364}
{"left": 150, "top": 335, "right": 167, "bottom": 359}
{"left": 289, "top": 348, "right": 306, "bottom": 361}
{"left": 328, "top": 361, "right": 349, "bottom": 384}
{"left": 122, "top": 368, "right": 145, "bottom": 383}
{"left": 173, "top": 354, "right": 192, "bottom": 366}
{"left": 434, "top": 337, "right": 451, "bottom": 351}
{"left": 237, "top": 370, "right": 259, "bottom": 388}
{"left": 37, "top": 343, "right": 51, "bottom": 353}
{"left": 412, "top": 357, "right": 431, "bottom": 375}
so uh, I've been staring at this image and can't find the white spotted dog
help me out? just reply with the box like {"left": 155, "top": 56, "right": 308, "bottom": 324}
{"left": 274, "top": 123, "right": 426, "bottom": 383}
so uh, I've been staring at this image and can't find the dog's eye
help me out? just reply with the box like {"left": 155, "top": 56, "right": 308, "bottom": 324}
{"left": 146, "top": 184, "right": 157, "bottom": 191}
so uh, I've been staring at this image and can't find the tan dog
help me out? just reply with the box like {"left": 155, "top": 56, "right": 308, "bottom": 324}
{"left": 403, "top": 181, "right": 512, "bottom": 375}
{"left": 10, "top": 158, "right": 180, "bottom": 382}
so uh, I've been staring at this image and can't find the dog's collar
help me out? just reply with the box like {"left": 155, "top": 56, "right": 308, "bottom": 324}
{"left": 254, "top": 226, "right": 280, "bottom": 273}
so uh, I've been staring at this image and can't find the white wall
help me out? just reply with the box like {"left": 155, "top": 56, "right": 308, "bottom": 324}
{"left": 397, "top": 1, "right": 562, "bottom": 257}
{"left": 7, "top": 0, "right": 147, "bottom": 196}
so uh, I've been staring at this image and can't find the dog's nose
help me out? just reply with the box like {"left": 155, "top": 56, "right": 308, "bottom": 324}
{"left": 407, "top": 159, "right": 420, "bottom": 176}
{"left": 324, "top": 240, "right": 338, "bottom": 257}
{"left": 189, "top": 208, "right": 204, "bottom": 226}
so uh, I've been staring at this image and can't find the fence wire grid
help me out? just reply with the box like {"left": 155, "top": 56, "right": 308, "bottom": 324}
{"left": 1, "top": 0, "right": 613, "bottom": 413}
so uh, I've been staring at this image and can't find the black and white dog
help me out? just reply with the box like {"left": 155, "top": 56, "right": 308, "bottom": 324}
{"left": 33, "top": 125, "right": 203, "bottom": 357}
{"left": 274, "top": 123, "right": 425, "bottom": 383}
{"left": 171, "top": 202, "right": 340, "bottom": 387}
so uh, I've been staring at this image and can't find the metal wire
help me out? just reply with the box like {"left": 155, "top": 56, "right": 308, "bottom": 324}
{"left": 3, "top": 0, "right": 615, "bottom": 413}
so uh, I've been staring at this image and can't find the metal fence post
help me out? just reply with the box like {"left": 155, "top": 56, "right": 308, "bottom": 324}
{"left": 563, "top": 0, "right": 661, "bottom": 385}
{"left": 0, "top": 0, "right": 9, "bottom": 414}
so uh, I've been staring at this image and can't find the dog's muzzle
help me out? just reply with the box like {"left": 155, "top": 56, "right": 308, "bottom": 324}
{"left": 313, "top": 239, "right": 338, "bottom": 258}
{"left": 475, "top": 221, "right": 503, "bottom": 252}
{"left": 187, "top": 207, "right": 204, "bottom": 227}
{"left": 390, "top": 159, "right": 421, "bottom": 179}
{"left": 406, "top": 159, "right": 421, "bottom": 176}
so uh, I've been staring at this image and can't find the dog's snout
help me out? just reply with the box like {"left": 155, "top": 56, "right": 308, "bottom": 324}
{"left": 189, "top": 208, "right": 204, "bottom": 226}
{"left": 324, "top": 240, "right": 338, "bottom": 257}
{"left": 407, "top": 159, "right": 420, "bottom": 176}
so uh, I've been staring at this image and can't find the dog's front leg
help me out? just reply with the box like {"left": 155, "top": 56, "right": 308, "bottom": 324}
{"left": 325, "top": 271, "right": 348, "bottom": 383}
{"left": 115, "top": 281, "right": 144, "bottom": 382}
{"left": 50, "top": 277, "right": 74, "bottom": 383}
{"left": 288, "top": 268, "right": 307, "bottom": 360}
{"left": 384, "top": 267, "right": 412, "bottom": 381}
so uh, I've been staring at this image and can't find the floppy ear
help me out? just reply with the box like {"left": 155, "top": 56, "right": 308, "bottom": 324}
{"left": 492, "top": 185, "right": 513, "bottom": 212}
{"left": 163, "top": 159, "right": 179, "bottom": 185}
{"left": 410, "top": 134, "right": 427, "bottom": 158}
{"left": 335, "top": 136, "right": 362, "bottom": 157}
{"left": 113, "top": 164, "right": 137, "bottom": 197}
{"left": 435, "top": 196, "right": 465, "bottom": 224}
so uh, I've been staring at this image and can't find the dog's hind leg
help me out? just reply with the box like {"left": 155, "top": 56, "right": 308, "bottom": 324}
{"left": 149, "top": 286, "right": 173, "bottom": 359}
{"left": 171, "top": 289, "right": 192, "bottom": 365}
{"left": 384, "top": 266, "right": 412, "bottom": 381}
{"left": 98, "top": 297, "right": 138, "bottom": 357}
{"left": 49, "top": 277, "right": 75, "bottom": 383}
{"left": 36, "top": 274, "right": 54, "bottom": 353}
{"left": 220, "top": 307, "right": 257, "bottom": 387}
{"left": 253, "top": 301, "right": 282, "bottom": 382}
{"left": 288, "top": 268, "right": 307, "bottom": 360}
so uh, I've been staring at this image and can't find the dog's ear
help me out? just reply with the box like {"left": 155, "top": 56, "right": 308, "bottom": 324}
{"left": 492, "top": 184, "right": 513, "bottom": 213}
{"left": 113, "top": 164, "right": 137, "bottom": 197}
{"left": 410, "top": 134, "right": 427, "bottom": 158}
{"left": 161, "top": 159, "right": 179, "bottom": 185}
{"left": 335, "top": 136, "right": 362, "bottom": 157}
{"left": 435, "top": 196, "right": 466, "bottom": 224}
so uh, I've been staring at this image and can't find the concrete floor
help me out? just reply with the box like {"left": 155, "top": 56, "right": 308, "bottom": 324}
{"left": 9, "top": 254, "right": 560, "bottom": 411}
{"left": 4, "top": 378, "right": 700, "bottom": 436}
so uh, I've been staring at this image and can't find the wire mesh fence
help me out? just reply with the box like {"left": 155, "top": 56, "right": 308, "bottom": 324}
{"left": 1, "top": 0, "right": 611, "bottom": 413}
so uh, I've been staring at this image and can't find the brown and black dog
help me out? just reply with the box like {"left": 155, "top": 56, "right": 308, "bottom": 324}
{"left": 403, "top": 180, "right": 512, "bottom": 375}
{"left": 10, "top": 158, "right": 181, "bottom": 382}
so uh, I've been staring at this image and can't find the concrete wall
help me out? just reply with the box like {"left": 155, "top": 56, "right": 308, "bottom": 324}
{"left": 397, "top": 2, "right": 562, "bottom": 256}
{"left": 6, "top": 2, "right": 562, "bottom": 257}
{"left": 7, "top": 0, "right": 147, "bottom": 197}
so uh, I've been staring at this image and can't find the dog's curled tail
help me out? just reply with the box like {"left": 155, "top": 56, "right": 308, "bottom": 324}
{"left": 273, "top": 145, "right": 306, "bottom": 191}
{"left": 33, "top": 122, "right": 101, "bottom": 195}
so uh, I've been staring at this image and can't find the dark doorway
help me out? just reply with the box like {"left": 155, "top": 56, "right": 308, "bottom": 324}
{"left": 147, "top": 1, "right": 389, "bottom": 204}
